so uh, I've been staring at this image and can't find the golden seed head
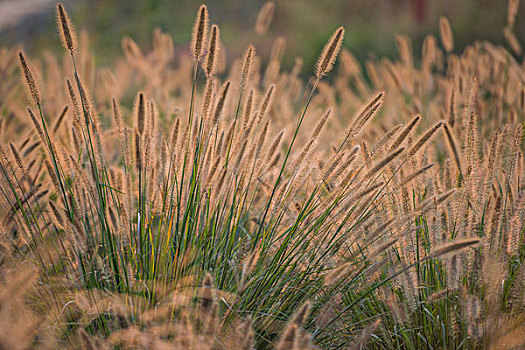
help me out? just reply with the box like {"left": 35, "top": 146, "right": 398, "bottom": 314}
{"left": 439, "top": 17, "right": 454, "bottom": 53}
{"left": 291, "top": 301, "right": 311, "bottom": 326}
{"left": 447, "top": 86, "right": 456, "bottom": 127}
{"left": 18, "top": 51, "right": 40, "bottom": 105}
{"left": 258, "top": 84, "right": 275, "bottom": 119}
{"left": 314, "top": 26, "right": 345, "bottom": 78}
{"left": 365, "top": 147, "right": 405, "bottom": 179}
{"left": 56, "top": 3, "right": 77, "bottom": 54}
{"left": 255, "top": 1, "right": 275, "bottom": 35}
{"left": 27, "top": 107, "right": 44, "bottom": 143}
{"left": 134, "top": 92, "right": 146, "bottom": 135}
{"left": 507, "top": 0, "right": 520, "bottom": 28}
{"left": 204, "top": 24, "right": 220, "bottom": 77}
{"left": 191, "top": 5, "right": 209, "bottom": 61}
{"left": 408, "top": 121, "right": 444, "bottom": 156}
{"left": 201, "top": 79, "right": 215, "bottom": 121}
{"left": 213, "top": 81, "right": 231, "bottom": 125}
{"left": 242, "top": 89, "right": 255, "bottom": 128}
{"left": 429, "top": 237, "right": 480, "bottom": 259}
{"left": 111, "top": 97, "right": 123, "bottom": 133}
{"left": 442, "top": 122, "right": 462, "bottom": 173}
{"left": 311, "top": 107, "right": 331, "bottom": 140}
{"left": 270, "top": 36, "right": 286, "bottom": 62}
{"left": 503, "top": 27, "right": 522, "bottom": 55}
{"left": 422, "top": 35, "right": 437, "bottom": 67}
{"left": 390, "top": 114, "right": 420, "bottom": 151}
{"left": 66, "top": 78, "right": 81, "bottom": 123}
{"left": 240, "top": 45, "right": 256, "bottom": 89}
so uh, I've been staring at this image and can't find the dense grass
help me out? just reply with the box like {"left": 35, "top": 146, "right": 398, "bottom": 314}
{"left": 0, "top": 2, "right": 524, "bottom": 349}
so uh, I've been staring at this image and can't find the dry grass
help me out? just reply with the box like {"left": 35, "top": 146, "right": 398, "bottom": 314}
{"left": 0, "top": 1, "right": 524, "bottom": 349}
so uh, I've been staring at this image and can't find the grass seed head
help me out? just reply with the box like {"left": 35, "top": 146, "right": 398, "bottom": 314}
{"left": 255, "top": 1, "right": 276, "bottom": 35}
{"left": 18, "top": 52, "right": 40, "bottom": 105}
{"left": 56, "top": 3, "right": 77, "bottom": 54}
{"left": 439, "top": 17, "right": 454, "bottom": 53}
{"left": 315, "top": 26, "right": 345, "bottom": 78}
{"left": 191, "top": 5, "right": 209, "bottom": 61}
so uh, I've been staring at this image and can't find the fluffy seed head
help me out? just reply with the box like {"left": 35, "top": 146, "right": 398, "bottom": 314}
{"left": 291, "top": 301, "right": 311, "bottom": 325}
{"left": 204, "top": 24, "right": 220, "bottom": 77}
{"left": 507, "top": 0, "right": 520, "bottom": 28}
{"left": 255, "top": 1, "right": 275, "bottom": 35}
{"left": 349, "top": 319, "right": 382, "bottom": 350}
{"left": 342, "top": 92, "right": 384, "bottom": 150}
{"left": 429, "top": 238, "right": 480, "bottom": 259}
{"left": 213, "top": 81, "right": 231, "bottom": 125}
{"left": 266, "top": 130, "right": 283, "bottom": 164}
{"left": 311, "top": 108, "right": 331, "bottom": 140}
{"left": 270, "top": 36, "right": 286, "bottom": 62}
{"left": 27, "top": 108, "right": 45, "bottom": 146}
{"left": 66, "top": 78, "right": 81, "bottom": 123}
{"left": 240, "top": 45, "right": 256, "bottom": 90}
{"left": 439, "top": 17, "right": 454, "bottom": 53}
{"left": 111, "top": 97, "right": 123, "bottom": 133}
{"left": 191, "top": 5, "right": 209, "bottom": 61}
{"left": 276, "top": 324, "right": 298, "bottom": 350}
{"left": 18, "top": 51, "right": 40, "bottom": 105}
{"left": 200, "top": 273, "right": 214, "bottom": 311}
{"left": 52, "top": 106, "right": 68, "bottom": 134}
{"left": 201, "top": 79, "right": 215, "bottom": 121}
{"left": 443, "top": 123, "right": 461, "bottom": 173}
{"left": 365, "top": 147, "right": 405, "bottom": 179}
{"left": 258, "top": 84, "right": 275, "bottom": 120}
{"left": 422, "top": 35, "right": 437, "bottom": 67}
{"left": 134, "top": 92, "right": 146, "bottom": 135}
{"left": 242, "top": 89, "right": 255, "bottom": 128}
{"left": 394, "top": 163, "right": 434, "bottom": 191}
{"left": 503, "top": 27, "right": 522, "bottom": 55}
{"left": 448, "top": 86, "right": 456, "bottom": 127}
{"left": 56, "top": 3, "right": 77, "bottom": 54}
{"left": 390, "top": 115, "right": 420, "bottom": 151}
{"left": 315, "top": 27, "right": 345, "bottom": 78}
{"left": 408, "top": 121, "right": 443, "bottom": 156}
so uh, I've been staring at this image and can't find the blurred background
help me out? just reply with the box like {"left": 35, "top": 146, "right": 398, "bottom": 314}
{"left": 0, "top": 0, "right": 523, "bottom": 72}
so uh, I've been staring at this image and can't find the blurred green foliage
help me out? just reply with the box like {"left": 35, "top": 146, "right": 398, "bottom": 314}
{"left": 1, "top": 0, "right": 523, "bottom": 73}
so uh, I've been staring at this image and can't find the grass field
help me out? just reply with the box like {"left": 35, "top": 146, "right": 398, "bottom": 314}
{"left": 0, "top": 1, "right": 524, "bottom": 349}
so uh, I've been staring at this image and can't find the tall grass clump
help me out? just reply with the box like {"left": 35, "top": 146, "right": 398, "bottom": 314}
{"left": 0, "top": 1, "right": 524, "bottom": 349}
